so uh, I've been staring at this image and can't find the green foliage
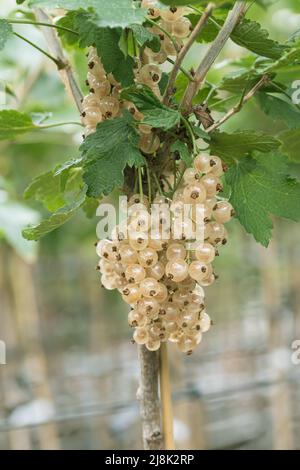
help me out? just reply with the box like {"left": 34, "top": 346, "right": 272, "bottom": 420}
{"left": 256, "top": 92, "right": 300, "bottom": 129}
{"left": 121, "top": 85, "right": 180, "bottom": 130}
{"left": 22, "top": 185, "right": 87, "bottom": 240}
{"left": 279, "top": 128, "right": 300, "bottom": 162}
{"left": 171, "top": 140, "right": 192, "bottom": 167}
{"left": 24, "top": 158, "right": 83, "bottom": 212}
{"left": 81, "top": 111, "right": 145, "bottom": 197}
{"left": 0, "top": 110, "right": 37, "bottom": 140}
{"left": 28, "top": 0, "right": 146, "bottom": 28}
{"left": 69, "top": 11, "right": 135, "bottom": 86}
{"left": 130, "top": 24, "right": 160, "bottom": 52}
{"left": 209, "top": 131, "right": 280, "bottom": 165}
{"left": 231, "top": 19, "right": 287, "bottom": 60}
{"left": 193, "top": 14, "right": 287, "bottom": 60}
{"left": 0, "top": 19, "right": 12, "bottom": 51}
{"left": 226, "top": 152, "right": 300, "bottom": 246}
{"left": 0, "top": 196, "right": 40, "bottom": 261}
{"left": 190, "top": 124, "right": 210, "bottom": 140}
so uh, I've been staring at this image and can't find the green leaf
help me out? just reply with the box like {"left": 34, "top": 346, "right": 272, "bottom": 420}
{"left": 279, "top": 128, "right": 300, "bottom": 162}
{"left": 256, "top": 46, "right": 300, "bottom": 75}
{"left": 219, "top": 70, "right": 259, "bottom": 94}
{"left": 72, "top": 12, "right": 135, "bottom": 86}
{"left": 81, "top": 111, "right": 145, "bottom": 197}
{"left": 28, "top": 0, "right": 146, "bottom": 28}
{"left": 190, "top": 124, "right": 210, "bottom": 141}
{"left": 130, "top": 24, "right": 160, "bottom": 52}
{"left": 171, "top": 140, "right": 192, "bottom": 167}
{"left": 256, "top": 92, "right": 300, "bottom": 129}
{"left": 24, "top": 158, "right": 83, "bottom": 212}
{"left": 121, "top": 85, "right": 180, "bottom": 130}
{"left": 0, "top": 19, "right": 13, "bottom": 51}
{"left": 56, "top": 13, "right": 79, "bottom": 45}
{"left": 210, "top": 131, "right": 280, "bottom": 165}
{"left": 0, "top": 199, "right": 40, "bottom": 262}
{"left": 231, "top": 19, "right": 287, "bottom": 60}
{"left": 24, "top": 171, "right": 66, "bottom": 212}
{"left": 158, "top": 72, "right": 169, "bottom": 95}
{"left": 0, "top": 110, "right": 37, "bottom": 140}
{"left": 82, "top": 197, "right": 99, "bottom": 218}
{"left": 226, "top": 152, "right": 300, "bottom": 246}
{"left": 22, "top": 186, "right": 87, "bottom": 241}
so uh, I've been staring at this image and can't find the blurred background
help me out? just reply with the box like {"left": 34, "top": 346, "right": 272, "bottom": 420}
{"left": 0, "top": 0, "right": 300, "bottom": 450}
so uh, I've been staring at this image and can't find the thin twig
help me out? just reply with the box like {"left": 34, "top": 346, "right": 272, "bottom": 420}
{"left": 13, "top": 32, "right": 63, "bottom": 68}
{"left": 8, "top": 19, "right": 78, "bottom": 35}
{"left": 163, "top": 3, "right": 214, "bottom": 105}
{"left": 180, "top": 1, "right": 248, "bottom": 112}
{"left": 166, "top": 57, "right": 195, "bottom": 82}
{"left": 206, "top": 74, "right": 269, "bottom": 133}
{"left": 34, "top": 8, "right": 83, "bottom": 112}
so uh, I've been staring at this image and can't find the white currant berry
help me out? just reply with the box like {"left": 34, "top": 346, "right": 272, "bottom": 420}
{"left": 195, "top": 242, "right": 215, "bottom": 263}
{"left": 165, "top": 259, "right": 189, "bottom": 282}
{"left": 125, "top": 264, "right": 146, "bottom": 283}
{"left": 166, "top": 242, "right": 186, "bottom": 260}
{"left": 213, "top": 201, "right": 234, "bottom": 224}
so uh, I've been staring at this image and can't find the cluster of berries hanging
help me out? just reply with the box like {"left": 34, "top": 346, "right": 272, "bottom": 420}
{"left": 81, "top": 1, "right": 235, "bottom": 354}
{"left": 96, "top": 153, "right": 234, "bottom": 355}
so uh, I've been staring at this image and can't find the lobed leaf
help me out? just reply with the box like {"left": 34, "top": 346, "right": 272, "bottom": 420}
{"left": 210, "top": 130, "right": 280, "bottom": 165}
{"left": 226, "top": 152, "right": 300, "bottom": 246}
{"left": 121, "top": 85, "right": 180, "bottom": 130}
{"left": 81, "top": 111, "right": 145, "bottom": 197}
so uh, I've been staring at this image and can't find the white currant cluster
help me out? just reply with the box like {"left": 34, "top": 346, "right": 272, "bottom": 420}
{"left": 81, "top": 2, "right": 193, "bottom": 153}
{"left": 80, "top": 48, "right": 121, "bottom": 136}
{"left": 95, "top": 154, "right": 234, "bottom": 355}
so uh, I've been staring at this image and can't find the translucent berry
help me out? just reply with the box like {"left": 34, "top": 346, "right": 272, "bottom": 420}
{"left": 125, "top": 264, "right": 146, "bottom": 283}
{"left": 213, "top": 201, "right": 234, "bottom": 224}
{"left": 194, "top": 154, "right": 211, "bottom": 174}
{"left": 165, "top": 259, "right": 189, "bottom": 282}
{"left": 133, "top": 327, "right": 149, "bottom": 344}
{"left": 122, "top": 283, "right": 141, "bottom": 304}
{"left": 140, "top": 277, "right": 160, "bottom": 298}
{"left": 166, "top": 242, "right": 186, "bottom": 260}
{"left": 195, "top": 242, "right": 215, "bottom": 263}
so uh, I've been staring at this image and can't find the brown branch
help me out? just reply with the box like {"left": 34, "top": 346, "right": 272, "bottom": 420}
{"left": 207, "top": 74, "right": 269, "bottom": 133}
{"left": 137, "top": 346, "right": 163, "bottom": 450}
{"left": 34, "top": 8, "right": 83, "bottom": 112}
{"left": 163, "top": 3, "right": 214, "bottom": 105}
{"left": 180, "top": 1, "right": 248, "bottom": 113}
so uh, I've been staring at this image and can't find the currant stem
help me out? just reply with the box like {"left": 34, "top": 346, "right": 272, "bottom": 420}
{"left": 181, "top": 116, "right": 197, "bottom": 154}
{"left": 152, "top": 172, "right": 164, "bottom": 197}
{"left": 146, "top": 163, "right": 152, "bottom": 203}
{"left": 138, "top": 167, "right": 144, "bottom": 202}
{"left": 40, "top": 121, "right": 83, "bottom": 129}
{"left": 13, "top": 32, "right": 64, "bottom": 68}
{"left": 164, "top": 3, "right": 214, "bottom": 105}
{"left": 8, "top": 19, "right": 78, "bottom": 35}
{"left": 166, "top": 57, "right": 195, "bottom": 82}
{"left": 159, "top": 343, "right": 175, "bottom": 450}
